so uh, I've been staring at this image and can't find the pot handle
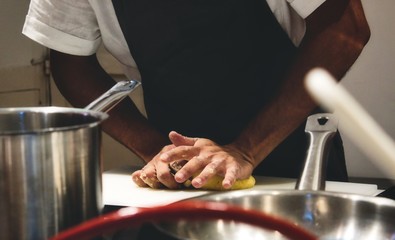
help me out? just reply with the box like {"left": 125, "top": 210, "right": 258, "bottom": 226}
{"left": 295, "top": 113, "right": 338, "bottom": 191}
{"left": 49, "top": 200, "right": 317, "bottom": 240}
{"left": 84, "top": 80, "right": 141, "bottom": 113}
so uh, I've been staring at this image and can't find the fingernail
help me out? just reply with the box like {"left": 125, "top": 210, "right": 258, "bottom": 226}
{"left": 223, "top": 180, "right": 231, "bottom": 189}
{"left": 193, "top": 178, "right": 202, "bottom": 187}
{"left": 175, "top": 172, "right": 185, "bottom": 182}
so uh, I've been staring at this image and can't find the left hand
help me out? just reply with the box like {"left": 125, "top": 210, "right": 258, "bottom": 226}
{"left": 160, "top": 131, "right": 255, "bottom": 189}
{"left": 131, "top": 143, "right": 180, "bottom": 189}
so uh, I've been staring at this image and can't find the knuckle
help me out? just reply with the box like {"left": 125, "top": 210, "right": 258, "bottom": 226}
{"left": 205, "top": 165, "right": 217, "bottom": 175}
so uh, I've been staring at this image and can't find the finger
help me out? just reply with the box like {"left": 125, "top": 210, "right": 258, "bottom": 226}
{"left": 159, "top": 145, "right": 199, "bottom": 163}
{"left": 131, "top": 170, "right": 148, "bottom": 187}
{"left": 173, "top": 155, "right": 206, "bottom": 183}
{"left": 156, "top": 162, "right": 181, "bottom": 189}
{"left": 141, "top": 174, "right": 163, "bottom": 189}
{"left": 222, "top": 167, "right": 238, "bottom": 189}
{"left": 146, "top": 179, "right": 163, "bottom": 189}
{"left": 191, "top": 161, "right": 221, "bottom": 188}
{"left": 169, "top": 131, "right": 198, "bottom": 146}
{"left": 140, "top": 165, "right": 163, "bottom": 189}
{"left": 140, "top": 164, "right": 156, "bottom": 179}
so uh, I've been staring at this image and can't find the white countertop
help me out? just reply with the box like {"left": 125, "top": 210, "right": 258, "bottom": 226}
{"left": 103, "top": 166, "right": 383, "bottom": 208}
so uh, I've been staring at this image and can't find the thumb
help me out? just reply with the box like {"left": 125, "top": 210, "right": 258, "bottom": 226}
{"left": 168, "top": 131, "right": 198, "bottom": 146}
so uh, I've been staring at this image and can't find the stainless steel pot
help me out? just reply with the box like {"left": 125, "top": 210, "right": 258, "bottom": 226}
{"left": 0, "top": 80, "right": 140, "bottom": 240}
{"left": 156, "top": 113, "right": 395, "bottom": 240}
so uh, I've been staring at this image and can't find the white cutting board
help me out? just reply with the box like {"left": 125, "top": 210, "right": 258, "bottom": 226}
{"left": 103, "top": 167, "right": 380, "bottom": 208}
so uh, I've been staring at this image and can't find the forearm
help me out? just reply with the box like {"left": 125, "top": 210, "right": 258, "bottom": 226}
{"left": 232, "top": 0, "right": 370, "bottom": 167}
{"left": 103, "top": 100, "right": 170, "bottom": 162}
{"left": 50, "top": 50, "right": 168, "bottom": 162}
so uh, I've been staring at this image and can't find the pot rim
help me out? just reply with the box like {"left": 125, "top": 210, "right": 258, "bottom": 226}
{"left": 194, "top": 189, "right": 395, "bottom": 207}
{"left": 0, "top": 106, "right": 108, "bottom": 135}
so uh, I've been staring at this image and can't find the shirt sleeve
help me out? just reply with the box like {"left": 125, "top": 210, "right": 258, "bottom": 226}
{"left": 287, "top": 0, "right": 326, "bottom": 19}
{"left": 22, "top": 0, "right": 101, "bottom": 56}
{"left": 267, "top": 0, "right": 327, "bottom": 46}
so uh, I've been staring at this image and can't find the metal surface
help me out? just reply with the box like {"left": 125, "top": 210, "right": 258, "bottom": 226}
{"left": 156, "top": 113, "right": 395, "bottom": 239}
{"left": 159, "top": 190, "right": 395, "bottom": 240}
{"left": 0, "top": 80, "right": 140, "bottom": 240}
{"left": 296, "top": 113, "right": 338, "bottom": 191}
{"left": 157, "top": 213, "right": 292, "bottom": 240}
{"left": 50, "top": 200, "right": 318, "bottom": 240}
{"left": 85, "top": 80, "right": 140, "bottom": 113}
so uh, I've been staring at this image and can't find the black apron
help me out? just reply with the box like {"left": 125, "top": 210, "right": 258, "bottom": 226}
{"left": 112, "top": 0, "right": 348, "bottom": 181}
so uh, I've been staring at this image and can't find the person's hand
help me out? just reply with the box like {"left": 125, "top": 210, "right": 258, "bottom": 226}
{"left": 160, "top": 131, "right": 255, "bottom": 189}
{"left": 131, "top": 144, "right": 181, "bottom": 189}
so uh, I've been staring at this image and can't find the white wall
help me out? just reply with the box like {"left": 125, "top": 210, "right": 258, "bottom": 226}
{"left": 0, "top": 0, "right": 49, "bottom": 107}
{"left": 340, "top": 0, "right": 395, "bottom": 179}
{"left": 0, "top": 0, "right": 46, "bottom": 68}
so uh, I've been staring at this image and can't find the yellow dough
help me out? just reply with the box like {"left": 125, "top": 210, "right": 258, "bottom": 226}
{"left": 184, "top": 175, "right": 256, "bottom": 191}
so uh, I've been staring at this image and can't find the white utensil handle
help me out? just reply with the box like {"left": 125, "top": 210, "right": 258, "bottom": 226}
{"left": 305, "top": 68, "right": 395, "bottom": 179}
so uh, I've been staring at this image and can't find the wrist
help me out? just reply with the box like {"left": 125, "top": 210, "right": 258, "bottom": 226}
{"left": 226, "top": 142, "right": 257, "bottom": 168}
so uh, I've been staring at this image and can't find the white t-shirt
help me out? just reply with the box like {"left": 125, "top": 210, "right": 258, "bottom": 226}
{"left": 22, "top": 0, "right": 325, "bottom": 79}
